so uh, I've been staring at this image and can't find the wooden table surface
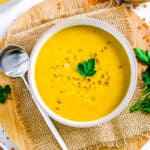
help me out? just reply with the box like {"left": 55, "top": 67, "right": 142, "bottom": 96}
{"left": 0, "top": 0, "right": 149, "bottom": 150}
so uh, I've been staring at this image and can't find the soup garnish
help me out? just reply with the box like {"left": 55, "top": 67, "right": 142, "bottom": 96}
{"left": 76, "top": 58, "right": 96, "bottom": 78}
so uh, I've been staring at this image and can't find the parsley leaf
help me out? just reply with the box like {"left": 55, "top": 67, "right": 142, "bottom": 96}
{"left": 130, "top": 100, "right": 142, "bottom": 112}
{"left": 146, "top": 50, "right": 150, "bottom": 61}
{"left": 142, "top": 67, "right": 150, "bottom": 88}
{"left": 134, "top": 48, "right": 150, "bottom": 65}
{"left": 0, "top": 85, "right": 11, "bottom": 104}
{"left": 76, "top": 58, "right": 96, "bottom": 78}
{"left": 141, "top": 98, "right": 150, "bottom": 113}
{"left": 130, "top": 96, "right": 150, "bottom": 113}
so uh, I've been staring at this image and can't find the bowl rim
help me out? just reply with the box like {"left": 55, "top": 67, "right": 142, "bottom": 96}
{"left": 28, "top": 17, "right": 138, "bottom": 128}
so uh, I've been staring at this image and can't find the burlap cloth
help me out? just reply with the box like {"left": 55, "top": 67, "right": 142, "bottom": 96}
{"left": 0, "top": 2, "right": 150, "bottom": 149}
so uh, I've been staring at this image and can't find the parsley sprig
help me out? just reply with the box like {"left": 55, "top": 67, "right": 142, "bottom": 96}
{"left": 130, "top": 48, "right": 150, "bottom": 113}
{"left": 0, "top": 85, "right": 11, "bottom": 104}
{"left": 130, "top": 88, "right": 150, "bottom": 113}
{"left": 76, "top": 58, "right": 96, "bottom": 78}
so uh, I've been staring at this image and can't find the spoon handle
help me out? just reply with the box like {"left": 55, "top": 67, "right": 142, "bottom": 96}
{"left": 21, "top": 76, "right": 68, "bottom": 150}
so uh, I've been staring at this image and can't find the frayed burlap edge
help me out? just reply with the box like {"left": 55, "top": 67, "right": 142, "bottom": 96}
{"left": 80, "top": 132, "right": 150, "bottom": 150}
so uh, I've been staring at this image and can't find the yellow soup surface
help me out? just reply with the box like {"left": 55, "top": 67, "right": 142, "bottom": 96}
{"left": 35, "top": 25, "right": 130, "bottom": 122}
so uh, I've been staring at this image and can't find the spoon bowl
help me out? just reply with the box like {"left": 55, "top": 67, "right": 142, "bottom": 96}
{"left": 0, "top": 45, "right": 29, "bottom": 77}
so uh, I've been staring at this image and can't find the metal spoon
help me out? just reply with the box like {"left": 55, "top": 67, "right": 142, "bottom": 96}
{"left": 0, "top": 45, "right": 68, "bottom": 150}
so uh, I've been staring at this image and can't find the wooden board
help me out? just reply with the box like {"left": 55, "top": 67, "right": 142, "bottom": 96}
{"left": 0, "top": 0, "right": 149, "bottom": 149}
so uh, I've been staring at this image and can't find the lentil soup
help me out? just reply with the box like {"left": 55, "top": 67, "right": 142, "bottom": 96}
{"left": 35, "top": 25, "right": 131, "bottom": 122}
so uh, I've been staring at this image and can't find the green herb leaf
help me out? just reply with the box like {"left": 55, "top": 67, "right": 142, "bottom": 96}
{"left": 130, "top": 48, "right": 150, "bottom": 113}
{"left": 77, "top": 63, "right": 86, "bottom": 77}
{"left": 141, "top": 98, "right": 150, "bottom": 113}
{"left": 0, "top": 85, "right": 11, "bottom": 104}
{"left": 4, "top": 85, "right": 11, "bottom": 94}
{"left": 146, "top": 50, "right": 150, "bottom": 61}
{"left": 76, "top": 58, "right": 96, "bottom": 78}
{"left": 130, "top": 97, "right": 150, "bottom": 113}
{"left": 130, "top": 100, "right": 142, "bottom": 112}
{"left": 87, "top": 70, "right": 96, "bottom": 76}
{"left": 142, "top": 67, "right": 150, "bottom": 87}
{"left": 134, "top": 48, "right": 149, "bottom": 65}
{"left": 87, "top": 59, "right": 95, "bottom": 71}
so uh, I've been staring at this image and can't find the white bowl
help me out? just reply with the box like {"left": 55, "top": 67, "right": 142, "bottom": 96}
{"left": 28, "top": 17, "right": 137, "bottom": 128}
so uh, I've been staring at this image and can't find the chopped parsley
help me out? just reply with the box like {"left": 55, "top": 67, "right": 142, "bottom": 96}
{"left": 0, "top": 85, "right": 11, "bottom": 104}
{"left": 76, "top": 58, "right": 96, "bottom": 78}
